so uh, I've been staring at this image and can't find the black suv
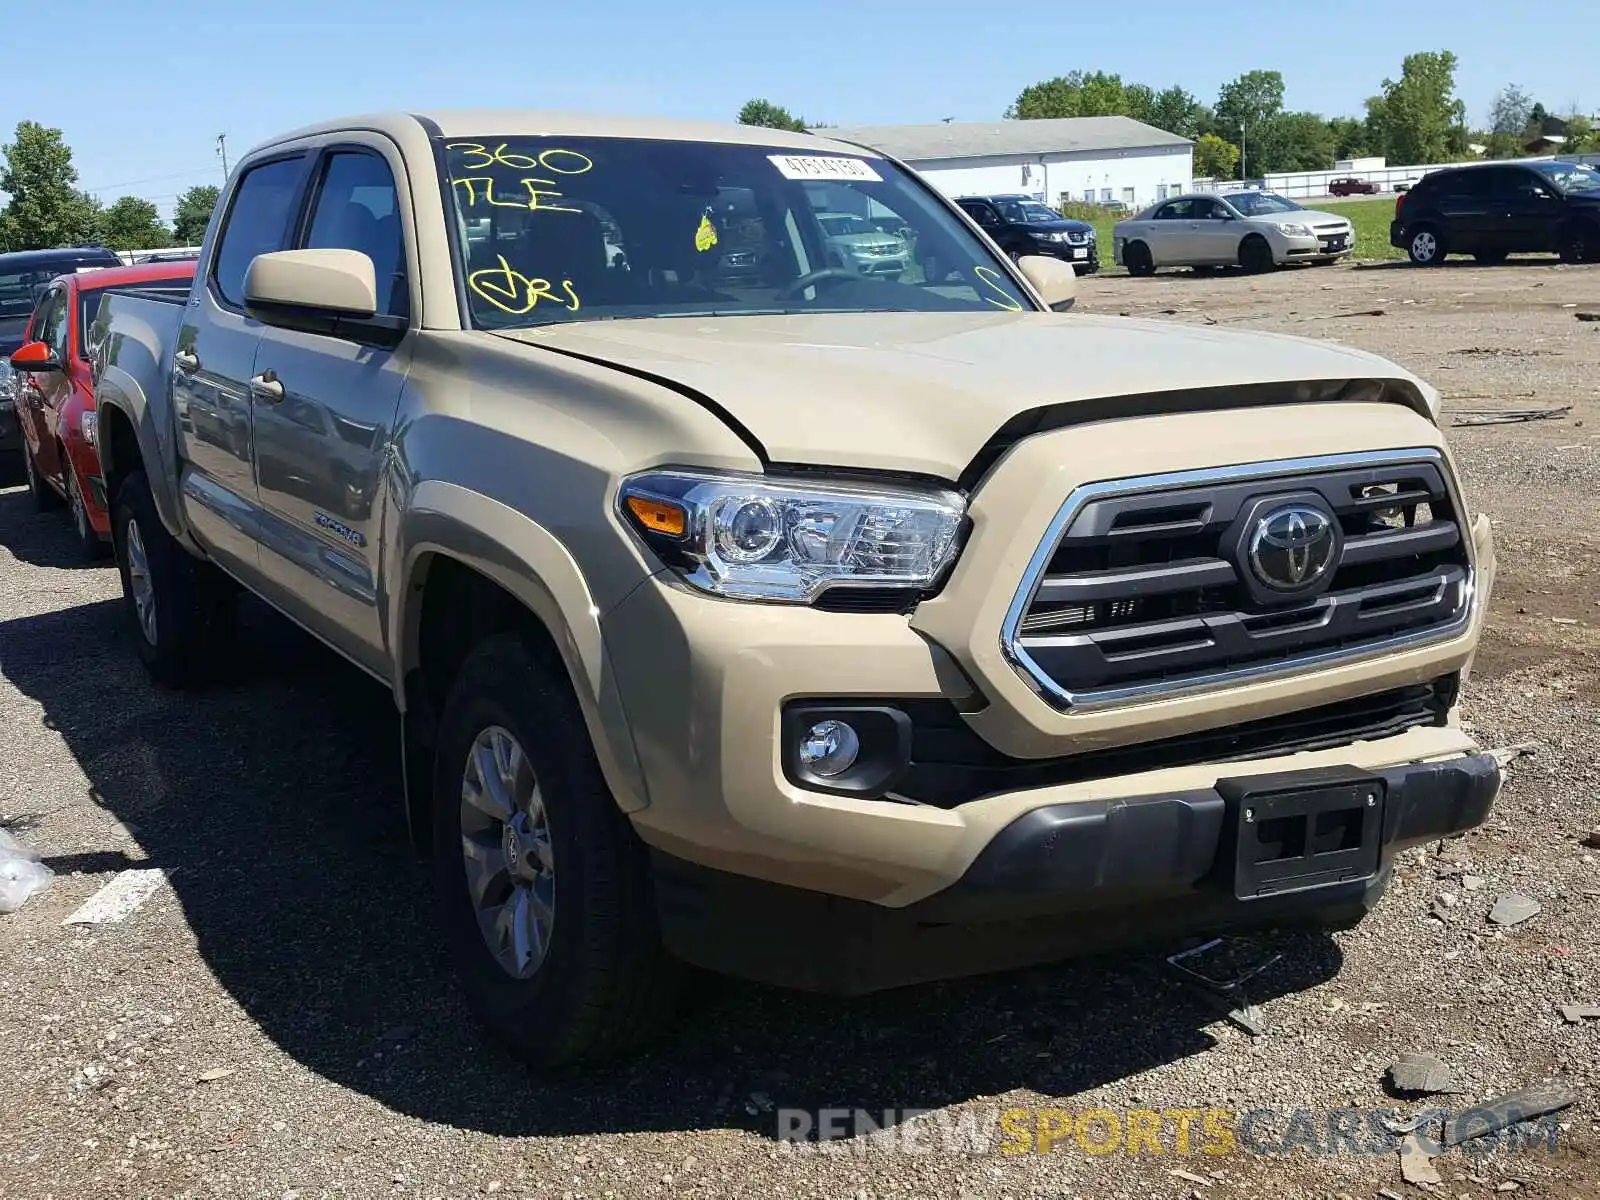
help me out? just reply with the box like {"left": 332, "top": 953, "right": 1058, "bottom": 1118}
{"left": 0, "top": 245, "right": 122, "bottom": 472}
{"left": 954, "top": 194, "right": 1100, "bottom": 274}
{"left": 1390, "top": 161, "right": 1600, "bottom": 265}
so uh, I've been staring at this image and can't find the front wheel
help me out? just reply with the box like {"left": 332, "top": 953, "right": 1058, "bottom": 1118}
{"left": 1123, "top": 241, "right": 1156, "bottom": 276}
{"left": 1559, "top": 222, "right": 1597, "bottom": 264}
{"left": 111, "top": 470, "right": 235, "bottom": 686}
{"left": 1239, "top": 236, "right": 1275, "bottom": 274}
{"left": 1407, "top": 226, "right": 1445, "bottom": 265}
{"left": 432, "top": 633, "right": 687, "bottom": 1067}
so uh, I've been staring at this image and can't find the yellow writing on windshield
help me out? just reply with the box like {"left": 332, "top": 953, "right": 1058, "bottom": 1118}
{"left": 974, "top": 266, "right": 1025, "bottom": 312}
{"left": 452, "top": 176, "right": 585, "bottom": 213}
{"left": 445, "top": 143, "right": 595, "bottom": 175}
{"left": 468, "top": 255, "right": 582, "bottom": 315}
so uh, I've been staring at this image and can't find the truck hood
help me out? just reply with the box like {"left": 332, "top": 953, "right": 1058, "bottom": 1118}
{"left": 502, "top": 311, "right": 1428, "bottom": 480}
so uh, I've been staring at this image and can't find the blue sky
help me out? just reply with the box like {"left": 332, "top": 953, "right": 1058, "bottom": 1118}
{"left": 5, "top": 0, "right": 1595, "bottom": 217}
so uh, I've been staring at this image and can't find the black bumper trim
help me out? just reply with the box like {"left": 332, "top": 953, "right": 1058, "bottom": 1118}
{"left": 650, "top": 752, "right": 1499, "bottom": 995}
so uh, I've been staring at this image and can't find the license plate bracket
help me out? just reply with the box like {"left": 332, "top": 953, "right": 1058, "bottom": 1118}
{"left": 1217, "top": 770, "right": 1385, "bottom": 899}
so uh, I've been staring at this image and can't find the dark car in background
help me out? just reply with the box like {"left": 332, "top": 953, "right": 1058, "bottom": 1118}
{"left": 1328, "top": 177, "right": 1378, "bottom": 196}
{"left": 1391, "top": 160, "right": 1600, "bottom": 265}
{"left": 0, "top": 245, "right": 122, "bottom": 475}
{"left": 954, "top": 194, "right": 1100, "bottom": 274}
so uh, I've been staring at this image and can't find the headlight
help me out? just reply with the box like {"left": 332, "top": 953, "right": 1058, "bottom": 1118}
{"left": 0, "top": 361, "right": 14, "bottom": 404}
{"left": 1278, "top": 223, "right": 1312, "bottom": 237}
{"left": 618, "top": 470, "right": 966, "bottom": 602}
{"left": 1033, "top": 231, "right": 1069, "bottom": 243}
{"left": 80, "top": 412, "right": 98, "bottom": 447}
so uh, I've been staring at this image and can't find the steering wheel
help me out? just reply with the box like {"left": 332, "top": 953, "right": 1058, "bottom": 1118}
{"left": 775, "top": 268, "right": 860, "bottom": 301}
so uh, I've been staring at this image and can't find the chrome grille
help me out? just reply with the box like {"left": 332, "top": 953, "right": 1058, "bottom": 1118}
{"left": 1002, "top": 450, "right": 1474, "bottom": 710}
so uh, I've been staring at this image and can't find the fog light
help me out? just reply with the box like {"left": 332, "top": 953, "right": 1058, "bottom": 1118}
{"left": 798, "top": 720, "right": 860, "bottom": 778}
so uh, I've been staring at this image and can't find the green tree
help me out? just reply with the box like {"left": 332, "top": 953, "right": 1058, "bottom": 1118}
{"left": 1214, "top": 70, "right": 1286, "bottom": 175}
{"left": 1564, "top": 114, "right": 1598, "bottom": 152}
{"left": 1326, "top": 116, "right": 1372, "bottom": 159}
{"left": 172, "top": 184, "right": 220, "bottom": 244}
{"left": 737, "top": 99, "right": 808, "bottom": 132}
{"left": 1251, "top": 112, "right": 1338, "bottom": 173}
{"left": 1489, "top": 85, "right": 1534, "bottom": 136}
{"left": 1122, "top": 83, "right": 1157, "bottom": 125}
{"left": 1365, "top": 51, "right": 1468, "bottom": 165}
{"left": 1149, "top": 86, "right": 1204, "bottom": 139}
{"left": 1007, "top": 71, "right": 1128, "bottom": 119}
{"left": 0, "top": 120, "right": 101, "bottom": 251}
{"left": 97, "top": 196, "right": 171, "bottom": 251}
{"left": 1192, "top": 133, "right": 1240, "bottom": 180}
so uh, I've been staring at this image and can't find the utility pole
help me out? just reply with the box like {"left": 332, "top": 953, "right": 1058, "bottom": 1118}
{"left": 217, "top": 133, "right": 229, "bottom": 178}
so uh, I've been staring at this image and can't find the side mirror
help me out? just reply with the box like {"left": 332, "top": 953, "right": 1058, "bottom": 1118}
{"left": 8, "top": 340, "right": 61, "bottom": 373}
{"left": 1015, "top": 255, "right": 1077, "bottom": 312}
{"left": 244, "top": 248, "right": 378, "bottom": 323}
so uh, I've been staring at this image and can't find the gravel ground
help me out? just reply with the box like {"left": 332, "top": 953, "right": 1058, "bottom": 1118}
{"left": 4, "top": 258, "right": 1600, "bottom": 1200}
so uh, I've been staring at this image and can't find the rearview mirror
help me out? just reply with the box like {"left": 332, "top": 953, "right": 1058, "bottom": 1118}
{"left": 244, "top": 248, "right": 378, "bottom": 323}
{"left": 8, "top": 340, "right": 60, "bottom": 373}
{"left": 1015, "top": 255, "right": 1077, "bottom": 312}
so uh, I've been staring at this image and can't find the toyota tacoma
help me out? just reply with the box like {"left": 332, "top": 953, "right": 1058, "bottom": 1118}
{"left": 86, "top": 110, "right": 1500, "bottom": 1066}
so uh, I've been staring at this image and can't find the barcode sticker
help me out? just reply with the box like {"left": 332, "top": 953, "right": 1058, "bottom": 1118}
{"left": 768, "top": 154, "right": 883, "bottom": 182}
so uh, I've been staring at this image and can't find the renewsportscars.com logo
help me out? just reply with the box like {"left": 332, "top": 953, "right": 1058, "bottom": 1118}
{"left": 774, "top": 1106, "right": 1563, "bottom": 1158}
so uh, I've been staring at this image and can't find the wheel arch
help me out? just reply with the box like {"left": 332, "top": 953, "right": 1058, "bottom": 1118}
{"left": 392, "top": 482, "right": 652, "bottom": 846}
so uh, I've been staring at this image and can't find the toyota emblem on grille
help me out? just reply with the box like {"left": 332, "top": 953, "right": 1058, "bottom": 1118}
{"left": 1248, "top": 504, "right": 1337, "bottom": 592}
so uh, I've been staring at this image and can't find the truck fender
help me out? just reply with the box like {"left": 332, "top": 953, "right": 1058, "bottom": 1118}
{"left": 392, "top": 480, "right": 652, "bottom": 814}
{"left": 94, "top": 371, "right": 189, "bottom": 544}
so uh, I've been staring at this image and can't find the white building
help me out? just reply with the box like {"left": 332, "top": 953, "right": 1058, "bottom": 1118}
{"left": 819, "top": 117, "right": 1194, "bottom": 211}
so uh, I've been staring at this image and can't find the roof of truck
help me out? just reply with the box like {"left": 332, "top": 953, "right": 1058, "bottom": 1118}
{"left": 252, "top": 110, "right": 856, "bottom": 157}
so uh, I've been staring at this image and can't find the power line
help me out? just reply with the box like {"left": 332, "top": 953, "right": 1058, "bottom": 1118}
{"left": 83, "top": 166, "right": 217, "bottom": 192}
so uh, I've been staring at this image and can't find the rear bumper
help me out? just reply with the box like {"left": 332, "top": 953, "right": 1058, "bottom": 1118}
{"left": 654, "top": 752, "right": 1499, "bottom": 993}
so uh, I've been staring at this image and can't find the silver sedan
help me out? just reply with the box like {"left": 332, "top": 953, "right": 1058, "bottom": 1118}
{"left": 1114, "top": 191, "right": 1355, "bottom": 275}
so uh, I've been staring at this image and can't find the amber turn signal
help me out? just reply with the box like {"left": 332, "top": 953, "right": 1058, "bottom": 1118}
{"left": 625, "top": 494, "right": 688, "bottom": 537}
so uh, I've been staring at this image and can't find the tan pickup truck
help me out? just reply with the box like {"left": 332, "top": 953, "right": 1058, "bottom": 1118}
{"left": 87, "top": 110, "right": 1500, "bottom": 1066}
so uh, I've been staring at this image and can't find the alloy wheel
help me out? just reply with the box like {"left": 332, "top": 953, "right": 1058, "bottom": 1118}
{"left": 459, "top": 725, "right": 556, "bottom": 980}
{"left": 1411, "top": 231, "right": 1438, "bottom": 263}
{"left": 125, "top": 517, "right": 157, "bottom": 645}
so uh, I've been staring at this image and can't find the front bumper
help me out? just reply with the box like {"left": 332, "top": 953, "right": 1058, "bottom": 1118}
{"left": 847, "top": 252, "right": 909, "bottom": 276}
{"left": 652, "top": 752, "right": 1500, "bottom": 993}
{"left": 0, "top": 401, "right": 20, "bottom": 457}
{"left": 1030, "top": 240, "right": 1099, "bottom": 272}
{"left": 1279, "top": 230, "right": 1354, "bottom": 261}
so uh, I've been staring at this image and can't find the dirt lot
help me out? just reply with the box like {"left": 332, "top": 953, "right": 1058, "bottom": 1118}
{"left": 3, "top": 258, "right": 1600, "bottom": 1200}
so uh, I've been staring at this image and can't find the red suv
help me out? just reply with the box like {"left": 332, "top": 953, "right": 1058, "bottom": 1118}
{"left": 1328, "top": 177, "right": 1378, "bottom": 197}
{"left": 9, "top": 261, "right": 195, "bottom": 555}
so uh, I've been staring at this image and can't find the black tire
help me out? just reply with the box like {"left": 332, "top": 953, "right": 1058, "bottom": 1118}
{"left": 66, "top": 465, "right": 107, "bottom": 560}
{"left": 22, "top": 440, "right": 62, "bottom": 512}
{"left": 1474, "top": 250, "right": 1509, "bottom": 265}
{"left": 1123, "top": 241, "right": 1155, "bottom": 276}
{"left": 1239, "top": 235, "right": 1274, "bottom": 274}
{"left": 110, "top": 469, "right": 235, "bottom": 687}
{"left": 1559, "top": 221, "right": 1597, "bottom": 264}
{"left": 1406, "top": 224, "right": 1445, "bottom": 265}
{"left": 432, "top": 633, "right": 687, "bottom": 1068}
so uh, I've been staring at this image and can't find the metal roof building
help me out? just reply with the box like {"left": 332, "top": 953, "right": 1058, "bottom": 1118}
{"left": 818, "top": 117, "right": 1195, "bottom": 212}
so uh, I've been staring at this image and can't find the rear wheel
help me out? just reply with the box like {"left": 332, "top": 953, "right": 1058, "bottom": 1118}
{"left": 22, "top": 441, "right": 62, "bottom": 512}
{"left": 67, "top": 466, "right": 107, "bottom": 560}
{"left": 1239, "top": 235, "right": 1274, "bottom": 274}
{"left": 111, "top": 469, "right": 235, "bottom": 686}
{"left": 1123, "top": 241, "right": 1155, "bottom": 276}
{"left": 1407, "top": 225, "right": 1445, "bottom": 265}
{"left": 432, "top": 633, "right": 687, "bottom": 1067}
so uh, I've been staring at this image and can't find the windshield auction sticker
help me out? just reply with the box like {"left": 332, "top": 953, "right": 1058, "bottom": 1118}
{"left": 768, "top": 154, "right": 883, "bottom": 182}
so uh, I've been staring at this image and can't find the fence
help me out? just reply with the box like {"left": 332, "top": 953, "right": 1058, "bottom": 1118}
{"left": 1194, "top": 153, "right": 1579, "bottom": 199}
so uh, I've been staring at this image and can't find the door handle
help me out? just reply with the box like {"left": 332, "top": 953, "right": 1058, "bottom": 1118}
{"left": 173, "top": 349, "right": 200, "bottom": 373}
{"left": 249, "top": 370, "right": 285, "bottom": 403}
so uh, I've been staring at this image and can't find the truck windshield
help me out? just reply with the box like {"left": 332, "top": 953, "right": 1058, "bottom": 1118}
{"left": 438, "top": 136, "right": 1035, "bottom": 329}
